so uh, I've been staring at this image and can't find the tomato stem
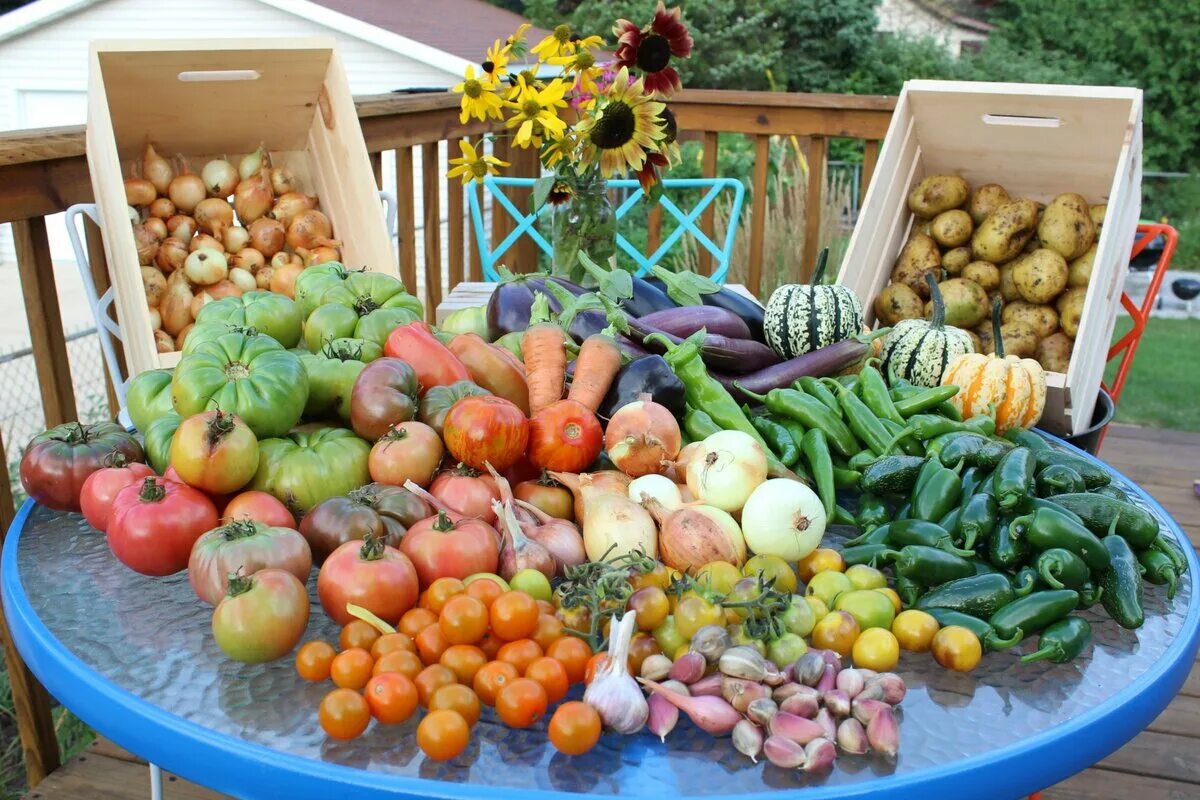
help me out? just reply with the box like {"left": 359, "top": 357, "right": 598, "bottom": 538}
{"left": 137, "top": 476, "right": 166, "bottom": 503}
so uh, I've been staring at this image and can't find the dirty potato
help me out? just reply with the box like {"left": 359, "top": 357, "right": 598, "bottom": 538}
{"left": 1068, "top": 245, "right": 1096, "bottom": 288}
{"left": 1002, "top": 300, "right": 1059, "bottom": 338}
{"left": 1037, "top": 332, "right": 1074, "bottom": 373}
{"left": 1038, "top": 192, "right": 1096, "bottom": 260}
{"left": 962, "top": 261, "right": 1000, "bottom": 292}
{"left": 1056, "top": 287, "right": 1088, "bottom": 337}
{"left": 931, "top": 209, "right": 974, "bottom": 249}
{"left": 892, "top": 234, "right": 942, "bottom": 299}
{"left": 971, "top": 198, "right": 1039, "bottom": 263}
{"left": 1014, "top": 248, "right": 1069, "bottom": 304}
{"left": 968, "top": 183, "right": 1011, "bottom": 225}
{"left": 874, "top": 283, "right": 924, "bottom": 325}
{"left": 908, "top": 175, "right": 971, "bottom": 218}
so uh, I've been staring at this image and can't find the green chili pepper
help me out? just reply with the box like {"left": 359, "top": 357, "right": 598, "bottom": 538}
{"left": 1020, "top": 617, "right": 1092, "bottom": 664}
{"left": 796, "top": 376, "right": 841, "bottom": 415}
{"left": 879, "top": 418, "right": 924, "bottom": 457}
{"left": 833, "top": 504, "right": 856, "bottom": 525}
{"left": 1076, "top": 581, "right": 1103, "bottom": 609}
{"left": 858, "top": 455, "right": 926, "bottom": 495}
{"left": 1138, "top": 549, "right": 1179, "bottom": 600}
{"left": 751, "top": 414, "right": 800, "bottom": 466}
{"left": 988, "top": 589, "right": 1080, "bottom": 641}
{"left": 683, "top": 406, "right": 721, "bottom": 442}
{"left": 1004, "top": 427, "right": 1051, "bottom": 451}
{"left": 734, "top": 385, "right": 859, "bottom": 457}
{"left": 844, "top": 524, "right": 892, "bottom": 548}
{"left": 892, "top": 384, "right": 960, "bottom": 417}
{"left": 800, "top": 428, "right": 835, "bottom": 518}
{"left": 857, "top": 363, "right": 906, "bottom": 426}
{"left": 840, "top": 544, "right": 898, "bottom": 568}
{"left": 1100, "top": 532, "right": 1144, "bottom": 630}
{"left": 894, "top": 574, "right": 924, "bottom": 607}
{"left": 1045, "top": 493, "right": 1159, "bottom": 550}
{"left": 916, "top": 573, "right": 1016, "bottom": 618}
{"left": 1011, "top": 567, "right": 1038, "bottom": 597}
{"left": 885, "top": 519, "right": 975, "bottom": 557}
{"left": 988, "top": 521, "right": 1029, "bottom": 570}
{"left": 924, "top": 608, "right": 1023, "bottom": 652}
{"left": 993, "top": 447, "right": 1036, "bottom": 512}
{"left": 824, "top": 378, "right": 895, "bottom": 456}
{"left": 1151, "top": 534, "right": 1189, "bottom": 578}
{"left": 1036, "top": 464, "right": 1085, "bottom": 497}
{"left": 833, "top": 466, "right": 861, "bottom": 489}
{"left": 1035, "top": 547, "right": 1091, "bottom": 590}
{"left": 855, "top": 492, "right": 890, "bottom": 534}
{"left": 1033, "top": 450, "right": 1110, "bottom": 489}
{"left": 890, "top": 545, "right": 975, "bottom": 585}
{"left": 1010, "top": 507, "right": 1112, "bottom": 573}
{"left": 957, "top": 493, "right": 997, "bottom": 551}
{"left": 912, "top": 464, "right": 963, "bottom": 523}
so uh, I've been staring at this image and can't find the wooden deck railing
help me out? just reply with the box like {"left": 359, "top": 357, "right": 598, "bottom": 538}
{"left": 0, "top": 88, "right": 894, "bottom": 788}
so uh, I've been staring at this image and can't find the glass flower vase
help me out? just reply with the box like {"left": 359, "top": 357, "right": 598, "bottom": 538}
{"left": 551, "top": 170, "right": 616, "bottom": 282}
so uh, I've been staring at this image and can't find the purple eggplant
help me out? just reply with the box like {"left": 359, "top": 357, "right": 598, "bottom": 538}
{"left": 640, "top": 328, "right": 779, "bottom": 375}
{"left": 485, "top": 274, "right": 586, "bottom": 339}
{"left": 638, "top": 306, "right": 752, "bottom": 340}
{"left": 715, "top": 331, "right": 892, "bottom": 399}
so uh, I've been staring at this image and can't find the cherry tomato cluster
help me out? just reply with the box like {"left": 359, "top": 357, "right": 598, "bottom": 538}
{"left": 298, "top": 579, "right": 602, "bottom": 761}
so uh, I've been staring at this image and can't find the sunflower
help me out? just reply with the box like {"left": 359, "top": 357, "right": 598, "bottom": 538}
{"left": 446, "top": 140, "right": 509, "bottom": 185}
{"left": 505, "top": 75, "right": 569, "bottom": 147}
{"left": 576, "top": 67, "right": 666, "bottom": 178}
{"left": 531, "top": 24, "right": 575, "bottom": 61}
{"left": 481, "top": 39, "right": 510, "bottom": 82}
{"left": 613, "top": 2, "right": 693, "bottom": 98}
{"left": 452, "top": 65, "right": 504, "bottom": 124}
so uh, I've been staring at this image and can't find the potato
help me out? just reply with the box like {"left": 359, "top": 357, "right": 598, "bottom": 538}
{"left": 962, "top": 261, "right": 1000, "bottom": 292}
{"left": 973, "top": 319, "right": 995, "bottom": 354}
{"left": 998, "top": 259, "right": 1021, "bottom": 301}
{"left": 908, "top": 175, "right": 970, "bottom": 217}
{"left": 968, "top": 183, "right": 1011, "bottom": 224}
{"left": 971, "top": 198, "right": 1038, "bottom": 263}
{"left": 931, "top": 210, "right": 974, "bottom": 248}
{"left": 923, "top": 278, "right": 989, "bottom": 328}
{"left": 959, "top": 328, "right": 982, "bottom": 353}
{"left": 1068, "top": 244, "right": 1096, "bottom": 288}
{"left": 1014, "top": 249, "right": 1069, "bottom": 304}
{"left": 1038, "top": 192, "right": 1095, "bottom": 260}
{"left": 142, "top": 266, "right": 167, "bottom": 307}
{"left": 998, "top": 321, "right": 1038, "bottom": 358}
{"left": 1057, "top": 287, "right": 1087, "bottom": 337}
{"left": 892, "top": 234, "right": 942, "bottom": 298}
{"left": 874, "top": 283, "right": 923, "bottom": 325}
{"left": 1089, "top": 203, "right": 1107, "bottom": 231}
{"left": 942, "top": 247, "right": 971, "bottom": 276}
{"left": 1037, "top": 332, "right": 1074, "bottom": 373}
{"left": 1002, "top": 300, "right": 1058, "bottom": 338}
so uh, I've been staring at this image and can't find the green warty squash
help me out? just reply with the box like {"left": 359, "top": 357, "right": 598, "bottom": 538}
{"left": 881, "top": 273, "right": 975, "bottom": 387}
{"left": 764, "top": 249, "right": 864, "bottom": 359}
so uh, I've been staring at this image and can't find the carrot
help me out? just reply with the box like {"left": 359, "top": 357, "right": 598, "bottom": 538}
{"left": 523, "top": 293, "right": 568, "bottom": 414}
{"left": 568, "top": 327, "right": 623, "bottom": 412}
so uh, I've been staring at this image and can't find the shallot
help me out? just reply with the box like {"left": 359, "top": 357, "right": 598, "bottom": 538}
{"left": 638, "top": 678, "right": 740, "bottom": 736}
{"left": 604, "top": 394, "right": 681, "bottom": 477}
{"left": 584, "top": 613, "right": 647, "bottom": 735}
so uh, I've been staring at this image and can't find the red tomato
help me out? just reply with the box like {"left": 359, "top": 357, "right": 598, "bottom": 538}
{"left": 169, "top": 410, "right": 259, "bottom": 495}
{"left": 107, "top": 476, "right": 219, "bottom": 576}
{"left": 527, "top": 400, "right": 603, "bottom": 472}
{"left": 211, "top": 568, "right": 309, "bottom": 663}
{"left": 429, "top": 467, "right": 500, "bottom": 524}
{"left": 223, "top": 491, "right": 295, "bottom": 528}
{"left": 79, "top": 458, "right": 155, "bottom": 533}
{"left": 368, "top": 421, "right": 444, "bottom": 488}
{"left": 317, "top": 536, "right": 420, "bottom": 626}
{"left": 442, "top": 396, "right": 528, "bottom": 473}
{"left": 513, "top": 478, "right": 574, "bottom": 521}
{"left": 400, "top": 511, "right": 500, "bottom": 586}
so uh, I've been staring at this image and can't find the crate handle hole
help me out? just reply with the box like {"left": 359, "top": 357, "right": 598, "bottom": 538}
{"left": 982, "top": 113, "right": 1062, "bottom": 128}
{"left": 177, "top": 70, "right": 261, "bottom": 82}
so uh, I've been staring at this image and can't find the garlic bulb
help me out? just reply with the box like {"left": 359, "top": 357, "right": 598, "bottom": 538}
{"left": 583, "top": 612, "right": 648, "bottom": 734}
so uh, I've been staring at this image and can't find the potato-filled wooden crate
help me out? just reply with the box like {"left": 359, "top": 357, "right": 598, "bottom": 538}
{"left": 838, "top": 79, "right": 1142, "bottom": 436}
{"left": 87, "top": 38, "right": 394, "bottom": 377}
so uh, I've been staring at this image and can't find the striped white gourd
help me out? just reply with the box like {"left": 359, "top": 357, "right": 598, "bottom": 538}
{"left": 881, "top": 274, "right": 975, "bottom": 387}
{"left": 763, "top": 249, "right": 863, "bottom": 359}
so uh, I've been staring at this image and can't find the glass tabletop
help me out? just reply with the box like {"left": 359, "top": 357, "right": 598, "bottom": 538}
{"left": 5, "top": 440, "right": 1199, "bottom": 800}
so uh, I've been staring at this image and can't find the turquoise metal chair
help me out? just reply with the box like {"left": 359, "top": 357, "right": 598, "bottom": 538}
{"left": 466, "top": 176, "right": 745, "bottom": 283}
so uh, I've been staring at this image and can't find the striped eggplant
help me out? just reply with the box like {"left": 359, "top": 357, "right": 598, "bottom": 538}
{"left": 763, "top": 249, "right": 864, "bottom": 359}
{"left": 637, "top": 306, "right": 752, "bottom": 339}
{"left": 881, "top": 273, "right": 975, "bottom": 387}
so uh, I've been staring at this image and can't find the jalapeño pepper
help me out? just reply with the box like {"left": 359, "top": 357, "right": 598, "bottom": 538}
{"left": 751, "top": 414, "right": 800, "bottom": 466}
{"left": 801, "top": 428, "right": 835, "bottom": 517}
{"left": 894, "top": 574, "right": 924, "bottom": 607}
{"left": 925, "top": 608, "right": 1023, "bottom": 652}
{"left": 859, "top": 455, "right": 926, "bottom": 496}
{"left": 1020, "top": 617, "right": 1092, "bottom": 664}
{"left": 1077, "top": 582, "right": 1104, "bottom": 609}
{"left": 886, "top": 519, "right": 975, "bottom": 557}
{"left": 1010, "top": 507, "right": 1111, "bottom": 573}
{"left": 988, "top": 589, "right": 1080, "bottom": 641}
{"left": 988, "top": 521, "right": 1029, "bottom": 570}
{"left": 915, "top": 573, "right": 1016, "bottom": 618}
{"left": 857, "top": 363, "right": 906, "bottom": 426}
{"left": 1011, "top": 566, "right": 1038, "bottom": 597}
{"left": 890, "top": 545, "right": 975, "bottom": 585}
{"left": 912, "top": 463, "right": 963, "bottom": 523}
{"left": 993, "top": 447, "right": 1036, "bottom": 512}
{"left": 1045, "top": 493, "right": 1159, "bottom": 550}
{"left": 683, "top": 406, "right": 721, "bottom": 442}
{"left": 891, "top": 384, "right": 960, "bottom": 417}
{"left": 824, "top": 378, "right": 895, "bottom": 456}
{"left": 879, "top": 418, "right": 924, "bottom": 457}
{"left": 735, "top": 385, "right": 859, "bottom": 457}
{"left": 1138, "top": 549, "right": 1179, "bottom": 600}
{"left": 796, "top": 375, "right": 841, "bottom": 415}
{"left": 1004, "top": 427, "right": 1051, "bottom": 451}
{"left": 855, "top": 493, "right": 891, "bottom": 533}
{"left": 1099, "top": 532, "right": 1144, "bottom": 630}
{"left": 1035, "top": 464, "right": 1085, "bottom": 497}
{"left": 1035, "top": 547, "right": 1091, "bottom": 590}
{"left": 840, "top": 544, "right": 898, "bottom": 568}
{"left": 958, "top": 493, "right": 997, "bottom": 551}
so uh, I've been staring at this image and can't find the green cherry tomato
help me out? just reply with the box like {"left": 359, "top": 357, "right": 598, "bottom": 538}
{"left": 806, "top": 570, "right": 854, "bottom": 609}
{"left": 833, "top": 589, "right": 897, "bottom": 631}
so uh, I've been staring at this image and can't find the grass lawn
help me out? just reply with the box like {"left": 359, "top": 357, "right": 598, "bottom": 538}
{"left": 1104, "top": 316, "right": 1200, "bottom": 432}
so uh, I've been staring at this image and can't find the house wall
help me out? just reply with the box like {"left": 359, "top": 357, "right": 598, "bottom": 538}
{"left": 877, "top": 0, "right": 987, "bottom": 56}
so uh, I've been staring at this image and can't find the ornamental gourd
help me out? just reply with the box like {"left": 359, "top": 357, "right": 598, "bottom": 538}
{"left": 764, "top": 249, "right": 864, "bottom": 359}
{"left": 942, "top": 300, "right": 1046, "bottom": 433}
{"left": 881, "top": 274, "right": 974, "bottom": 387}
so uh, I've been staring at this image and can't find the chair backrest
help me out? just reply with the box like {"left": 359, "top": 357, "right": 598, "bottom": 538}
{"left": 467, "top": 176, "right": 745, "bottom": 284}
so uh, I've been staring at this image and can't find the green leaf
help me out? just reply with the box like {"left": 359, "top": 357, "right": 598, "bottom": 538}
{"left": 531, "top": 176, "right": 555, "bottom": 212}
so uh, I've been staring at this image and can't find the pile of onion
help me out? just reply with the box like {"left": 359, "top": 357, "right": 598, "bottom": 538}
{"left": 604, "top": 394, "right": 682, "bottom": 477}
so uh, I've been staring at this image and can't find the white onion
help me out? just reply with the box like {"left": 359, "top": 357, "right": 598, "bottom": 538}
{"left": 686, "top": 430, "right": 768, "bottom": 513}
{"left": 628, "top": 474, "right": 682, "bottom": 510}
{"left": 740, "top": 479, "right": 826, "bottom": 561}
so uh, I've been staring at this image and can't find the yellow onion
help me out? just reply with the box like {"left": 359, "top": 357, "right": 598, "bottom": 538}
{"left": 201, "top": 159, "right": 238, "bottom": 198}
{"left": 168, "top": 169, "right": 206, "bottom": 213}
{"left": 149, "top": 197, "right": 175, "bottom": 220}
{"left": 297, "top": 245, "right": 340, "bottom": 265}
{"left": 255, "top": 266, "right": 274, "bottom": 289}
{"left": 142, "top": 142, "right": 174, "bottom": 194}
{"left": 194, "top": 198, "right": 234, "bottom": 236}
{"left": 142, "top": 217, "right": 168, "bottom": 240}
{"left": 141, "top": 266, "right": 166, "bottom": 307}
{"left": 286, "top": 209, "right": 335, "bottom": 250}
{"left": 153, "top": 329, "right": 175, "bottom": 353}
{"left": 248, "top": 217, "right": 285, "bottom": 257}
{"left": 230, "top": 247, "right": 265, "bottom": 272}
{"left": 124, "top": 178, "right": 156, "bottom": 207}
{"left": 133, "top": 223, "right": 159, "bottom": 266}
{"left": 643, "top": 497, "right": 747, "bottom": 573}
{"left": 269, "top": 192, "right": 317, "bottom": 227}
{"left": 238, "top": 144, "right": 266, "bottom": 181}
{"left": 189, "top": 233, "right": 224, "bottom": 253}
{"left": 234, "top": 168, "right": 273, "bottom": 223}
{"left": 223, "top": 225, "right": 250, "bottom": 253}
{"left": 155, "top": 237, "right": 188, "bottom": 273}
{"left": 269, "top": 166, "right": 296, "bottom": 195}
{"left": 166, "top": 214, "right": 195, "bottom": 242}
{"left": 228, "top": 267, "right": 256, "bottom": 293}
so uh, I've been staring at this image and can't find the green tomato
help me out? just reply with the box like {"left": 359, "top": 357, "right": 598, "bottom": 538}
{"left": 441, "top": 306, "right": 490, "bottom": 340}
{"left": 781, "top": 594, "right": 816, "bottom": 637}
{"left": 126, "top": 369, "right": 174, "bottom": 431}
{"left": 766, "top": 632, "right": 808, "bottom": 666}
{"left": 172, "top": 332, "right": 308, "bottom": 439}
{"left": 805, "top": 570, "right": 854, "bottom": 609}
{"left": 833, "top": 589, "right": 897, "bottom": 631}
{"left": 355, "top": 307, "right": 420, "bottom": 349}
{"left": 297, "top": 352, "right": 366, "bottom": 422}
{"left": 845, "top": 564, "right": 888, "bottom": 591}
{"left": 194, "top": 291, "right": 302, "bottom": 349}
{"left": 303, "top": 303, "right": 359, "bottom": 352}
{"left": 143, "top": 412, "right": 181, "bottom": 474}
{"left": 494, "top": 331, "right": 523, "bottom": 360}
{"left": 652, "top": 616, "right": 687, "bottom": 656}
{"left": 509, "top": 569, "right": 553, "bottom": 602}
{"left": 250, "top": 426, "right": 370, "bottom": 516}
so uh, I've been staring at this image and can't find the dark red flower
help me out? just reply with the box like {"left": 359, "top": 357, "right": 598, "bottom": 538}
{"left": 613, "top": 2, "right": 693, "bottom": 98}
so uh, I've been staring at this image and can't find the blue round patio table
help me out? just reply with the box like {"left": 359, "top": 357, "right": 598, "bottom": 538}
{"left": 3, "top": 435, "right": 1198, "bottom": 800}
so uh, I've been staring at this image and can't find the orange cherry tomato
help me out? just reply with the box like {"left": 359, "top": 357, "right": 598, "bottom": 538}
{"left": 417, "top": 709, "right": 469, "bottom": 762}
{"left": 296, "top": 641, "right": 336, "bottom": 682}
{"left": 372, "top": 650, "right": 423, "bottom": 679}
{"left": 429, "top": 683, "right": 481, "bottom": 726}
{"left": 370, "top": 632, "right": 416, "bottom": 660}
{"left": 477, "top": 632, "right": 504, "bottom": 660}
{"left": 440, "top": 645, "right": 488, "bottom": 685}
{"left": 425, "top": 577, "right": 467, "bottom": 614}
{"left": 525, "top": 656, "right": 569, "bottom": 703}
{"left": 440, "top": 595, "right": 490, "bottom": 645}
{"left": 473, "top": 660, "right": 519, "bottom": 707}
{"left": 364, "top": 672, "right": 418, "bottom": 724}
{"left": 399, "top": 608, "right": 438, "bottom": 639}
{"left": 583, "top": 653, "right": 608, "bottom": 684}
{"left": 548, "top": 701, "right": 602, "bottom": 756}
{"left": 340, "top": 620, "right": 382, "bottom": 652}
{"left": 496, "top": 638, "right": 543, "bottom": 674}
{"left": 495, "top": 677, "right": 548, "bottom": 728}
{"left": 415, "top": 624, "right": 451, "bottom": 665}
{"left": 546, "top": 636, "right": 592, "bottom": 684}
{"left": 466, "top": 577, "right": 504, "bottom": 608}
{"left": 531, "top": 614, "right": 564, "bottom": 651}
{"left": 490, "top": 591, "right": 539, "bottom": 641}
{"left": 414, "top": 664, "right": 457, "bottom": 707}
{"left": 330, "top": 648, "right": 374, "bottom": 690}
{"left": 319, "top": 688, "right": 371, "bottom": 740}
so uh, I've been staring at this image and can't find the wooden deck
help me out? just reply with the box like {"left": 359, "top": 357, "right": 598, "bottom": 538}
{"left": 23, "top": 423, "right": 1200, "bottom": 800}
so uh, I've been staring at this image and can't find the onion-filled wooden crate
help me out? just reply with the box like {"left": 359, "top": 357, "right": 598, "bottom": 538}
{"left": 86, "top": 38, "right": 394, "bottom": 377}
{"left": 838, "top": 79, "right": 1142, "bottom": 436}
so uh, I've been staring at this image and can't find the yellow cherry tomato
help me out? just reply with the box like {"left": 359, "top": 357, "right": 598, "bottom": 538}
{"left": 695, "top": 561, "right": 742, "bottom": 596}
{"left": 892, "top": 609, "right": 940, "bottom": 653}
{"left": 810, "top": 610, "right": 860, "bottom": 657}
{"left": 877, "top": 588, "right": 902, "bottom": 614}
{"left": 743, "top": 554, "right": 798, "bottom": 594}
{"left": 806, "top": 570, "right": 853, "bottom": 608}
{"left": 797, "top": 548, "right": 845, "bottom": 583}
{"left": 852, "top": 628, "right": 900, "bottom": 671}
{"left": 931, "top": 626, "right": 982, "bottom": 672}
{"left": 844, "top": 564, "right": 887, "bottom": 591}
{"left": 804, "top": 595, "right": 829, "bottom": 623}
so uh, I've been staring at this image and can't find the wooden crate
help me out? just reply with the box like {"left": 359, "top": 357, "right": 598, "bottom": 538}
{"left": 838, "top": 80, "right": 1142, "bottom": 436}
{"left": 86, "top": 38, "right": 394, "bottom": 378}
